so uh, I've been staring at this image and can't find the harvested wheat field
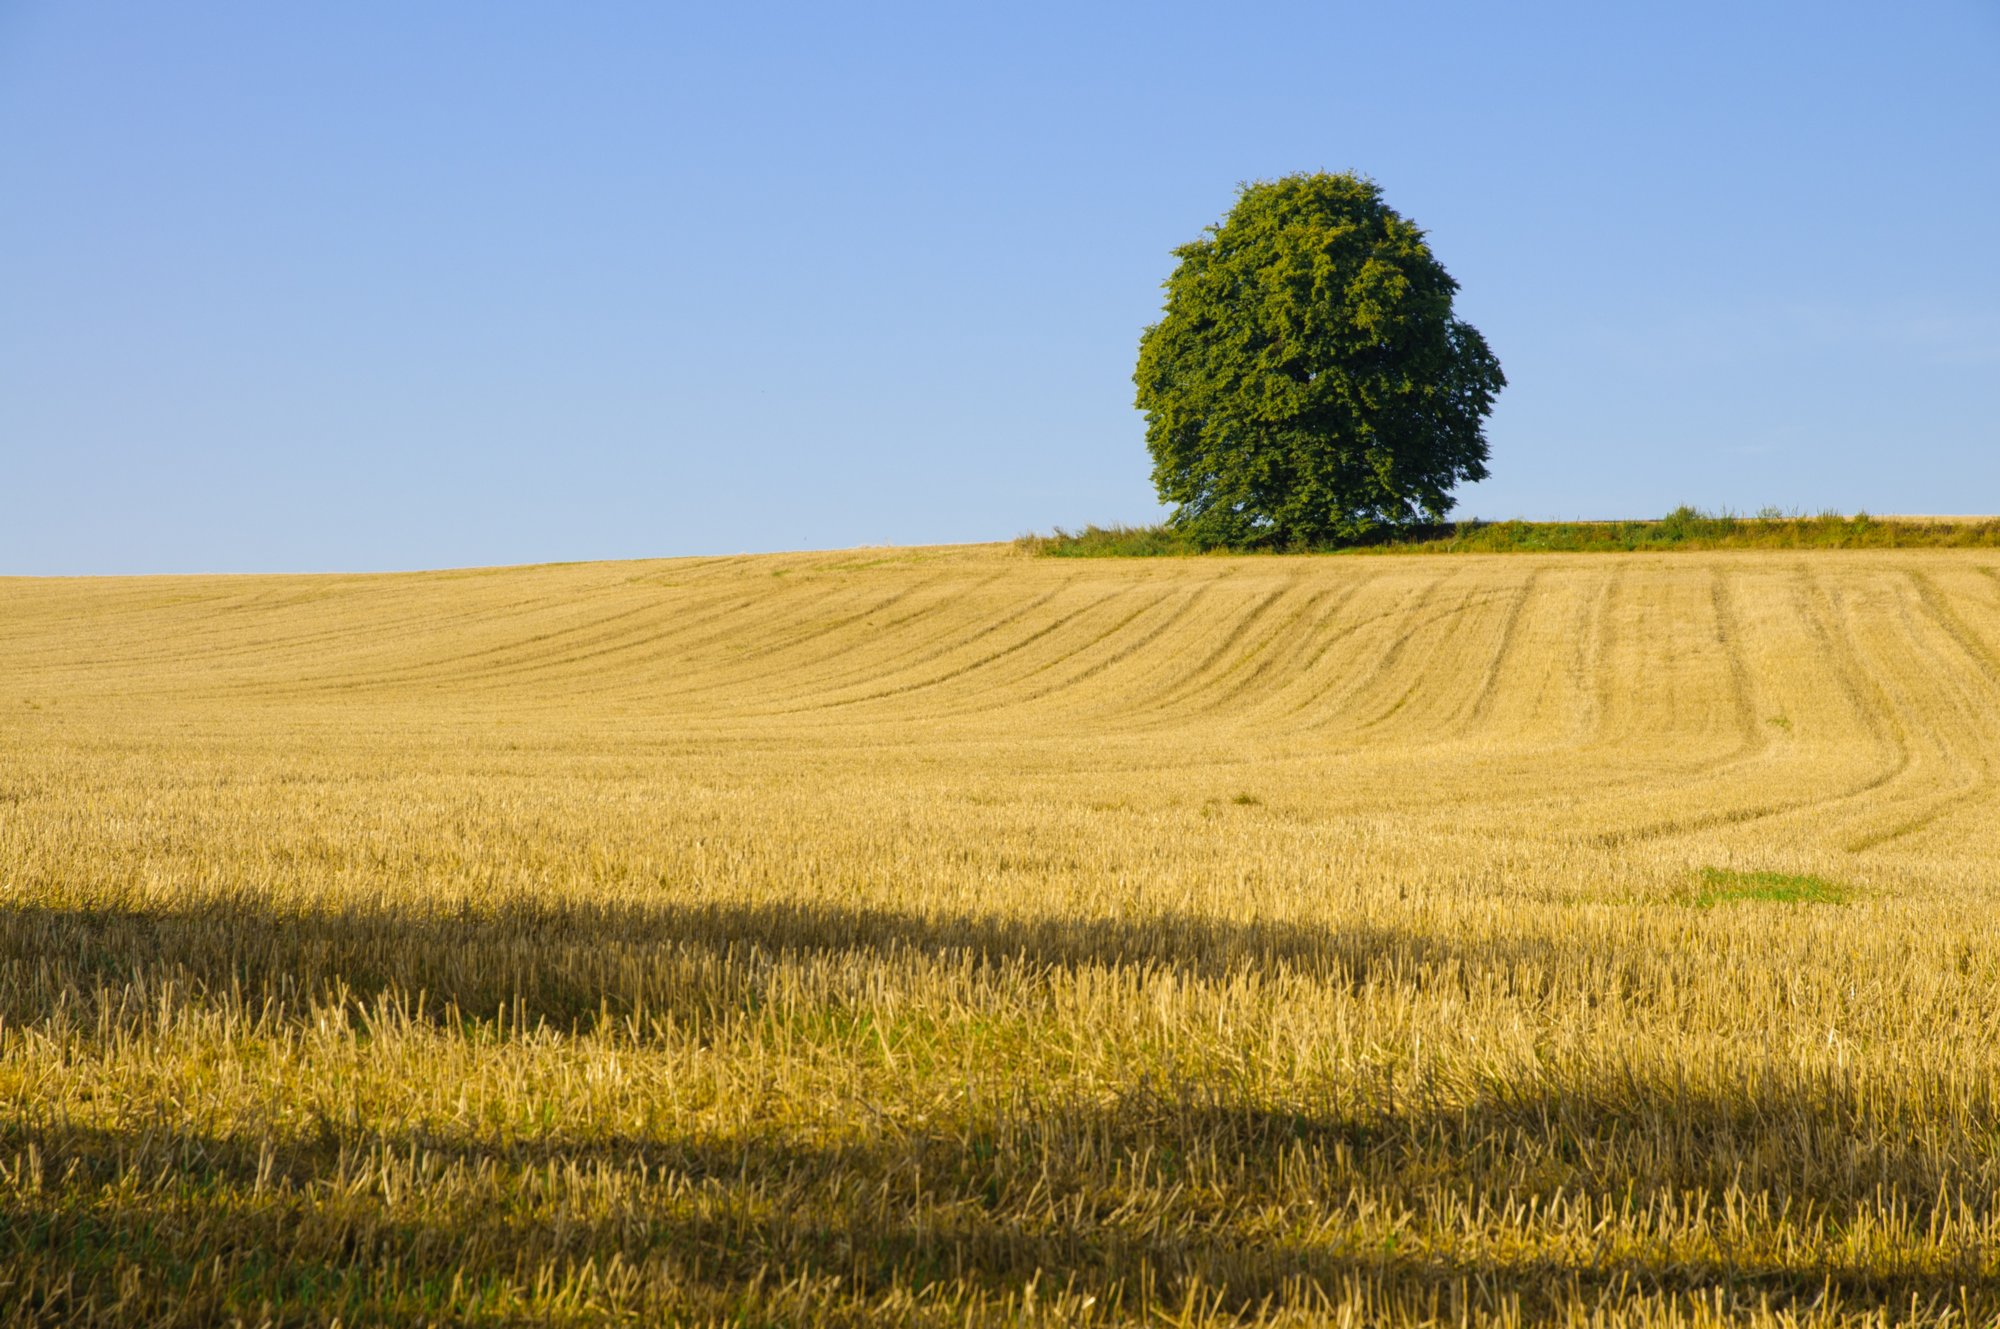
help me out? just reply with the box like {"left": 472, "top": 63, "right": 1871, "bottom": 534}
{"left": 7, "top": 545, "right": 2000, "bottom": 1326}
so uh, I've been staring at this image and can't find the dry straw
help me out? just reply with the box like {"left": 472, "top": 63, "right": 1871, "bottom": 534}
{"left": 3, "top": 545, "right": 1999, "bottom": 1324}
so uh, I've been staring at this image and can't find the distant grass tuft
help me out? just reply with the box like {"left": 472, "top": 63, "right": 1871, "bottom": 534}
{"left": 1019, "top": 508, "right": 2000, "bottom": 557}
{"left": 1692, "top": 867, "right": 1849, "bottom": 907}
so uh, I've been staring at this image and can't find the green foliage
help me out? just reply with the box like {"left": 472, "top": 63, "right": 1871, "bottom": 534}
{"left": 1021, "top": 510, "right": 2000, "bottom": 557}
{"left": 1134, "top": 173, "right": 1505, "bottom": 548}
{"left": 1691, "top": 868, "right": 1849, "bottom": 907}
{"left": 1422, "top": 510, "right": 1996, "bottom": 554}
{"left": 1013, "top": 524, "right": 1206, "bottom": 557}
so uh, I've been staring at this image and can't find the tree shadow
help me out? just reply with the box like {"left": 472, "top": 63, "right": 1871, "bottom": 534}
{"left": 0, "top": 894, "right": 1571, "bottom": 1030}
{"left": 5, "top": 1076, "right": 1999, "bottom": 1324}
{"left": 7, "top": 897, "right": 1992, "bottom": 1318}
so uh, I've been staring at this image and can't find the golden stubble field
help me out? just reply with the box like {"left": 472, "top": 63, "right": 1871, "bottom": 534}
{"left": 5, "top": 545, "right": 2000, "bottom": 1326}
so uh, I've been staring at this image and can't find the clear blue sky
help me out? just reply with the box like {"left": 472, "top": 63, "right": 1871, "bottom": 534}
{"left": 4, "top": 3, "right": 1996, "bottom": 573}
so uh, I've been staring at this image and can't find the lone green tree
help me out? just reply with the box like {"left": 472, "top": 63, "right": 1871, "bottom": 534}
{"left": 1135, "top": 173, "right": 1504, "bottom": 547}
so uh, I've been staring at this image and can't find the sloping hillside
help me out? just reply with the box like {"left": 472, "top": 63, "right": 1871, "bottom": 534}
{"left": 6, "top": 545, "right": 2000, "bottom": 1324}
{"left": 8, "top": 544, "right": 1999, "bottom": 865}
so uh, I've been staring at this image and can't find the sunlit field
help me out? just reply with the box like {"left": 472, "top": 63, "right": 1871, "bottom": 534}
{"left": 6, "top": 545, "right": 2000, "bottom": 1325}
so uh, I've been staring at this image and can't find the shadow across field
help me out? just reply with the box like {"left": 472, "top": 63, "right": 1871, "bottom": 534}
{"left": 10, "top": 897, "right": 1996, "bottom": 1319}
{"left": 0, "top": 894, "right": 1575, "bottom": 1030}
{"left": 6, "top": 1079, "right": 2000, "bottom": 1325}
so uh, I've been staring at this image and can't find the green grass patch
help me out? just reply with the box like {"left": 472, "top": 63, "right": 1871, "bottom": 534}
{"left": 1690, "top": 867, "right": 1849, "bottom": 908}
{"left": 1018, "top": 509, "right": 2000, "bottom": 557}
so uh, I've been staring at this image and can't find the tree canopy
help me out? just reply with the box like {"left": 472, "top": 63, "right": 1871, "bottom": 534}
{"left": 1134, "top": 173, "right": 1504, "bottom": 547}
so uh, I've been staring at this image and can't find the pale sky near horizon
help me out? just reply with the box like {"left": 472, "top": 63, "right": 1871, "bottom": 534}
{"left": 4, "top": 3, "right": 1996, "bottom": 574}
